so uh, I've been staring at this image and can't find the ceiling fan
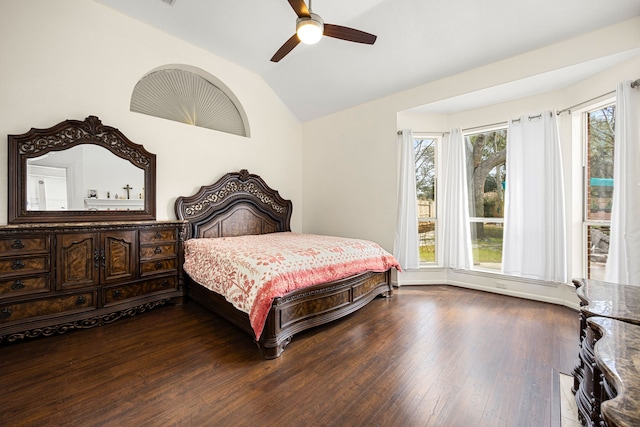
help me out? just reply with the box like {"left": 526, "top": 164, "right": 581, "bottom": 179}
{"left": 270, "top": 0, "right": 377, "bottom": 62}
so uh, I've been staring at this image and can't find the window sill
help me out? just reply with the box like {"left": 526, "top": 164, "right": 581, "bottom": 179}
{"left": 451, "top": 268, "right": 565, "bottom": 288}
{"left": 416, "top": 264, "right": 445, "bottom": 272}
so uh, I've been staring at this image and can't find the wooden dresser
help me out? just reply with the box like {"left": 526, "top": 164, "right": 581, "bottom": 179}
{"left": 586, "top": 316, "right": 640, "bottom": 427}
{"left": 0, "top": 220, "right": 186, "bottom": 344}
{"left": 572, "top": 278, "right": 640, "bottom": 426}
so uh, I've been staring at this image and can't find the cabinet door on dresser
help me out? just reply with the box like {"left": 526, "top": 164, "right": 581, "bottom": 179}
{"left": 56, "top": 233, "right": 99, "bottom": 290}
{"left": 56, "top": 231, "right": 137, "bottom": 290}
{"left": 100, "top": 230, "right": 136, "bottom": 284}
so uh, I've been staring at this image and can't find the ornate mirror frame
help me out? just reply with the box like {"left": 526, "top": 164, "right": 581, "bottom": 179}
{"left": 8, "top": 115, "right": 156, "bottom": 223}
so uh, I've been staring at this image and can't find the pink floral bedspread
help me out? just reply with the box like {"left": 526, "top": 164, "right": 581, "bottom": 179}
{"left": 183, "top": 232, "right": 400, "bottom": 339}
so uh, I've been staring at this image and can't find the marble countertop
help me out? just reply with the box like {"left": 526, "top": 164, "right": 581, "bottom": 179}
{"left": 588, "top": 316, "right": 640, "bottom": 427}
{"left": 573, "top": 278, "right": 640, "bottom": 325}
{"left": 0, "top": 220, "right": 187, "bottom": 230}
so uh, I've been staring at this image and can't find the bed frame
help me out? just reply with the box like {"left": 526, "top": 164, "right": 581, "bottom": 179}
{"left": 175, "top": 169, "right": 393, "bottom": 358}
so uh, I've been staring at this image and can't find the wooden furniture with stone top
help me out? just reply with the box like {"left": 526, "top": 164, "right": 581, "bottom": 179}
{"left": 572, "top": 278, "right": 640, "bottom": 426}
{"left": 587, "top": 316, "right": 640, "bottom": 427}
{"left": 2, "top": 115, "right": 188, "bottom": 344}
{"left": 0, "top": 221, "right": 186, "bottom": 343}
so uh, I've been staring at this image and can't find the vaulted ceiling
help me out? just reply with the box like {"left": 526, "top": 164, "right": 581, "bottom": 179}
{"left": 96, "top": 0, "right": 640, "bottom": 121}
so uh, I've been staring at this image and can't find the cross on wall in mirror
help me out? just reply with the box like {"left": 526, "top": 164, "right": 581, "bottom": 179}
{"left": 123, "top": 184, "right": 132, "bottom": 199}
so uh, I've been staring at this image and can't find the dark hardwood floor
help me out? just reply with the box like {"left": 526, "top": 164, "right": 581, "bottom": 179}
{"left": 0, "top": 285, "right": 578, "bottom": 427}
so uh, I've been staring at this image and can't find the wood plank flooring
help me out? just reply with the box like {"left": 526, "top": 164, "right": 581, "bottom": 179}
{"left": 0, "top": 285, "right": 579, "bottom": 427}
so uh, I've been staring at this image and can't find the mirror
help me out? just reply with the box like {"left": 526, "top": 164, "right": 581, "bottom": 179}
{"left": 8, "top": 116, "right": 156, "bottom": 223}
{"left": 27, "top": 145, "right": 145, "bottom": 211}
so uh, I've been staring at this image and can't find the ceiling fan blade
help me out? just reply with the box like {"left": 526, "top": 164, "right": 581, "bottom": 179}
{"left": 287, "top": 0, "right": 310, "bottom": 18}
{"left": 323, "top": 24, "right": 377, "bottom": 45}
{"left": 270, "top": 34, "right": 301, "bottom": 62}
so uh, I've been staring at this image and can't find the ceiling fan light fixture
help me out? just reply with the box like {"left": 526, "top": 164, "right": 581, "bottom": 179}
{"left": 296, "top": 13, "right": 324, "bottom": 45}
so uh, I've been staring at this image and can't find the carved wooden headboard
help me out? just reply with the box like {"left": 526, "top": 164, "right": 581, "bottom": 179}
{"left": 174, "top": 169, "right": 292, "bottom": 240}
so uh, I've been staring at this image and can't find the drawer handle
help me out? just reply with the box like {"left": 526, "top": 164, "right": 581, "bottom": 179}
{"left": 162, "top": 280, "right": 170, "bottom": 288}
{"left": 11, "top": 280, "right": 25, "bottom": 291}
{"left": 154, "top": 246, "right": 162, "bottom": 254}
{"left": 154, "top": 232, "right": 162, "bottom": 239}
{"left": 155, "top": 261, "right": 163, "bottom": 270}
{"left": 11, "top": 239, "right": 25, "bottom": 250}
{"left": 75, "top": 296, "right": 87, "bottom": 305}
{"left": 11, "top": 260, "right": 25, "bottom": 270}
{"left": 112, "top": 289, "right": 122, "bottom": 298}
{"left": 0, "top": 308, "right": 12, "bottom": 319}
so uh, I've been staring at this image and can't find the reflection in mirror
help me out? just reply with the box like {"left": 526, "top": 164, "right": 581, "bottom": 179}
{"left": 27, "top": 165, "right": 68, "bottom": 210}
{"left": 26, "top": 145, "right": 145, "bottom": 211}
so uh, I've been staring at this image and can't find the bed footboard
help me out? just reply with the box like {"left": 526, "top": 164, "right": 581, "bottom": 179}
{"left": 187, "top": 269, "right": 392, "bottom": 359}
{"left": 258, "top": 270, "right": 392, "bottom": 359}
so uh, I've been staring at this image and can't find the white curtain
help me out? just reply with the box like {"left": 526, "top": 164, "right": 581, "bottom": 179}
{"left": 441, "top": 128, "right": 473, "bottom": 270}
{"left": 393, "top": 129, "right": 420, "bottom": 270}
{"left": 605, "top": 81, "right": 640, "bottom": 285}
{"left": 503, "top": 112, "right": 567, "bottom": 283}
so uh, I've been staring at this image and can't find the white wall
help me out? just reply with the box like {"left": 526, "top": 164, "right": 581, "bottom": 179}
{"left": 0, "top": 0, "right": 303, "bottom": 228}
{"left": 302, "top": 18, "right": 640, "bottom": 307}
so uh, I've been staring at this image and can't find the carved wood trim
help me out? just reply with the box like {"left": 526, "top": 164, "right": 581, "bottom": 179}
{"left": 14, "top": 116, "right": 152, "bottom": 168}
{"left": 8, "top": 116, "right": 157, "bottom": 223}
{"left": 0, "top": 300, "right": 168, "bottom": 344}
{"left": 175, "top": 169, "right": 292, "bottom": 239}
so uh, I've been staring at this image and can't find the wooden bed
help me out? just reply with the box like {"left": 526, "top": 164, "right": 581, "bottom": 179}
{"left": 174, "top": 169, "right": 394, "bottom": 359}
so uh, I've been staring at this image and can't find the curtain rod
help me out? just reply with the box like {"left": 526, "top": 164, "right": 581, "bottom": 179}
{"left": 557, "top": 78, "right": 640, "bottom": 115}
{"left": 462, "top": 114, "right": 545, "bottom": 133}
{"left": 397, "top": 121, "right": 509, "bottom": 136}
{"left": 397, "top": 114, "right": 546, "bottom": 137}
{"left": 462, "top": 121, "right": 507, "bottom": 133}
{"left": 556, "top": 90, "right": 615, "bottom": 115}
{"left": 397, "top": 122, "right": 509, "bottom": 135}
{"left": 397, "top": 130, "right": 446, "bottom": 135}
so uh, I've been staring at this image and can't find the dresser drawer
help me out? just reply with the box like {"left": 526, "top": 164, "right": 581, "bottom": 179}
{"left": 103, "top": 276, "right": 177, "bottom": 305}
{"left": 140, "top": 228, "right": 176, "bottom": 244}
{"left": 0, "top": 235, "right": 50, "bottom": 256}
{"left": 140, "top": 258, "right": 177, "bottom": 276}
{"left": 140, "top": 243, "right": 177, "bottom": 260}
{"left": 0, "top": 291, "right": 96, "bottom": 323}
{"left": 0, "top": 255, "right": 50, "bottom": 277}
{"left": 0, "top": 275, "right": 51, "bottom": 299}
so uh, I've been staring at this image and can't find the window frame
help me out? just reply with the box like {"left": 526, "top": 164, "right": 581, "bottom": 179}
{"left": 581, "top": 100, "right": 615, "bottom": 280}
{"left": 413, "top": 133, "right": 441, "bottom": 266}
{"left": 463, "top": 125, "right": 508, "bottom": 272}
